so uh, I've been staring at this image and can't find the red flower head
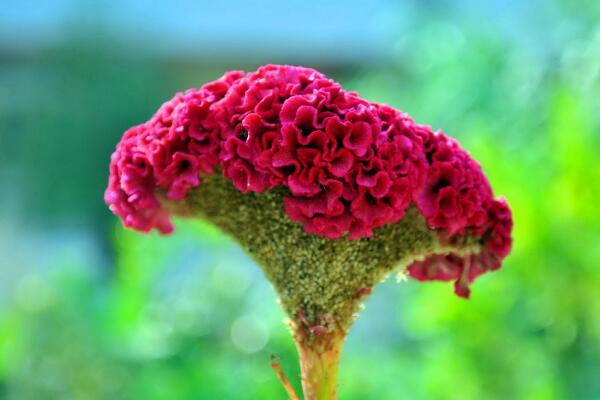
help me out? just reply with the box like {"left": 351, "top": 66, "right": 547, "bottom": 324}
{"left": 105, "top": 64, "right": 512, "bottom": 299}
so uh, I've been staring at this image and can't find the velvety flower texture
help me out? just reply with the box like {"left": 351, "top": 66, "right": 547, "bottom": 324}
{"left": 105, "top": 64, "right": 512, "bottom": 297}
{"left": 408, "top": 129, "right": 513, "bottom": 296}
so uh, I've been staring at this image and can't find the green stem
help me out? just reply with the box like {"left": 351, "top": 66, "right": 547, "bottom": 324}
{"left": 295, "top": 331, "right": 345, "bottom": 400}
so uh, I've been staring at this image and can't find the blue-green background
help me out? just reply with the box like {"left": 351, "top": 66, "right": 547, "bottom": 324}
{"left": 1, "top": 1, "right": 599, "bottom": 399}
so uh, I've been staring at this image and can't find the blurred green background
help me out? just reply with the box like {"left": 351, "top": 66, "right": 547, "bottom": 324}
{"left": 1, "top": 1, "right": 599, "bottom": 399}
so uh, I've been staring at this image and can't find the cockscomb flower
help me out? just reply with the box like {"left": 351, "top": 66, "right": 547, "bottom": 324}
{"left": 105, "top": 65, "right": 512, "bottom": 400}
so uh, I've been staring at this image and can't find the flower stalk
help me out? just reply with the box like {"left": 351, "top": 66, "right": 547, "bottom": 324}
{"left": 294, "top": 329, "right": 344, "bottom": 400}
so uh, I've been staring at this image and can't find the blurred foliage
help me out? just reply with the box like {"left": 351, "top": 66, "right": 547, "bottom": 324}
{"left": 0, "top": 222, "right": 301, "bottom": 399}
{"left": 1, "top": 1, "right": 600, "bottom": 399}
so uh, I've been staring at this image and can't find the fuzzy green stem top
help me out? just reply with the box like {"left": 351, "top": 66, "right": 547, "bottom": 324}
{"left": 165, "top": 173, "right": 477, "bottom": 336}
